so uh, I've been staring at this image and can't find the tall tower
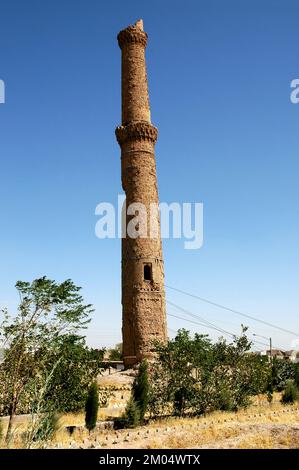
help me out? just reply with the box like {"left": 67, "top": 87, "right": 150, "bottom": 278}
{"left": 115, "top": 19, "right": 167, "bottom": 366}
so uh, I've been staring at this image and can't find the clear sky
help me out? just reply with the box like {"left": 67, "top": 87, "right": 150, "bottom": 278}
{"left": 0, "top": 0, "right": 298, "bottom": 351}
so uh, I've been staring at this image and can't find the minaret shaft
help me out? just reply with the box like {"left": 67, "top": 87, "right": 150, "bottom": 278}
{"left": 116, "top": 20, "right": 167, "bottom": 366}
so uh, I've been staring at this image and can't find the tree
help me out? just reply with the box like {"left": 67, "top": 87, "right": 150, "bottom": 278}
{"left": 85, "top": 382, "right": 99, "bottom": 433}
{"left": 271, "top": 358, "right": 295, "bottom": 391}
{"left": 108, "top": 343, "right": 122, "bottom": 361}
{"left": 125, "top": 397, "right": 140, "bottom": 428}
{"left": 148, "top": 327, "right": 271, "bottom": 418}
{"left": 44, "top": 335, "right": 104, "bottom": 412}
{"left": 0, "top": 277, "right": 93, "bottom": 444}
{"left": 294, "top": 362, "right": 299, "bottom": 388}
{"left": 149, "top": 329, "right": 212, "bottom": 416}
{"left": 132, "top": 360, "right": 149, "bottom": 422}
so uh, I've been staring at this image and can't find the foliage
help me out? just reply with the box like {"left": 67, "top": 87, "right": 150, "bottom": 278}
{"left": 281, "top": 381, "right": 299, "bottom": 404}
{"left": 108, "top": 343, "right": 123, "bottom": 361}
{"left": 125, "top": 397, "right": 140, "bottom": 428}
{"left": 271, "top": 358, "right": 295, "bottom": 391}
{"left": 0, "top": 277, "right": 95, "bottom": 443}
{"left": 44, "top": 336, "right": 104, "bottom": 413}
{"left": 149, "top": 328, "right": 272, "bottom": 418}
{"left": 132, "top": 360, "right": 149, "bottom": 422}
{"left": 85, "top": 382, "right": 99, "bottom": 432}
{"left": 26, "top": 412, "right": 59, "bottom": 448}
{"left": 294, "top": 362, "right": 299, "bottom": 388}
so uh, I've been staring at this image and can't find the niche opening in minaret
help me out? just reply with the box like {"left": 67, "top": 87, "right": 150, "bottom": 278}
{"left": 144, "top": 264, "right": 152, "bottom": 281}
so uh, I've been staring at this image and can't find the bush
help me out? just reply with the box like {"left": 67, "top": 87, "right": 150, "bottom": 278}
{"left": 33, "top": 412, "right": 59, "bottom": 443}
{"left": 125, "top": 397, "right": 140, "bottom": 428}
{"left": 85, "top": 382, "right": 99, "bottom": 432}
{"left": 281, "top": 381, "right": 299, "bottom": 404}
{"left": 149, "top": 328, "right": 271, "bottom": 417}
{"left": 271, "top": 358, "right": 295, "bottom": 391}
{"left": 132, "top": 360, "right": 149, "bottom": 422}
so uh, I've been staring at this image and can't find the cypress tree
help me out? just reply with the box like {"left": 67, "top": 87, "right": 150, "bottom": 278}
{"left": 295, "top": 362, "right": 299, "bottom": 388}
{"left": 125, "top": 397, "right": 140, "bottom": 428}
{"left": 85, "top": 382, "right": 99, "bottom": 432}
{"left": 132, "top": 359, "right": 149, "bottom": 422}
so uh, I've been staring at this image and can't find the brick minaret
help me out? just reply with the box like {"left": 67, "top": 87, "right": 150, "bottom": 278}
{"left": 115, "top": 19, "right": 167, "bottom": 366}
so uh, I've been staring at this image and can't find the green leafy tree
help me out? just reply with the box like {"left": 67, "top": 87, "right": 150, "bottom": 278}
{"left": 271, "top": 358, "right": 295, "bottom": 391}
{"left": 45, "top": 335, "right": 104, "bottom": 412}
{"left": 108, "top": 343, "right": 123, "bottom": 361}
{"left": 0, "top": 277, "right": 93, "bottom": 444}
{"left": 149, "top": 327, "right": 271, "bottom": 418}
{"left": 85, "top": 382, "right": 99, "bottom": 432}
{"left": 132, "top": 360, "right": 149, "bottom": 422}
{"left": 149, "top": 329, "right": 212, "bottom": 416}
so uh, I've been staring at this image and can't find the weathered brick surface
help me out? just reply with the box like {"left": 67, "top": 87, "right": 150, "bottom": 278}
{"left": 115, "top": 20, "right": 167, "bottom": 366}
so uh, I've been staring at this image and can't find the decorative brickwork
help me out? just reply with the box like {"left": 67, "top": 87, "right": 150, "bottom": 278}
{"left": 115, "top": 20, "right": 167, "bottom": 366}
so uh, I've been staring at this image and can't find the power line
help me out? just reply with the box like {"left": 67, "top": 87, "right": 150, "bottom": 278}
{"left": 165, "top": 285, "right": 299, "bottom": 337}
{"left": 167, "top": 300, "right": 270, "bottom": 347}
{"left": 167, "top": 311, "right": 270, "bottom": 349}
{"left": 167, "top": 300, "right": 239, "bottom": 340}
{"left": 167, "top": 301, "right": 271, "bottom": 349}
{"left": 167, "top": 311, "right": 269, "bottom": 347}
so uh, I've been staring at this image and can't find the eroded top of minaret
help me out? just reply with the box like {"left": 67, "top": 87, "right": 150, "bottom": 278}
{"left": 135, "top": 19, "right": 144, "bottom": 31}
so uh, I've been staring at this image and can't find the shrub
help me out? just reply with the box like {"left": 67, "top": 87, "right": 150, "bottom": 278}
{"left": 271, "top": 358, "right": 295, "bottom": 391}
{"left": 33, "top": 412, "right": 59, "bottom": 443}
{"left": 125, "top": 397, "right": 140, "bottom": 428}
{"left": 281, "top": 381, "right": 299, "bottom": 404}
{"left": 85, "top": 382, "right": 99, "bottom": 432}
{"left": 132, "top": 360, "right": 149, "bottom": 422}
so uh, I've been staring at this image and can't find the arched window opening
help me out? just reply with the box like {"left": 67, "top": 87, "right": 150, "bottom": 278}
{"left": 144, "top": 264, "right": 152, "bottom": 281}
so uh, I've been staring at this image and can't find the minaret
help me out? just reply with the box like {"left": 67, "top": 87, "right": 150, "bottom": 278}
{"left": 115, "top": 19, "right": 167, "bottom": 366}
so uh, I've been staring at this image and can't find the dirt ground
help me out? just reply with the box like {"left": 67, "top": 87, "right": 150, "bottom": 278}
{"left": 1, "top": 395, "right": 299, "bottom": 449}
{"left": 51, "top": 400, "right": 299, "bottom": 449}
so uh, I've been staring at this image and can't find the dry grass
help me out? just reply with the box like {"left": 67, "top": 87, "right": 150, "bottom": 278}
{"left": 1, "top": 395, "right": 299, "bottom": 449}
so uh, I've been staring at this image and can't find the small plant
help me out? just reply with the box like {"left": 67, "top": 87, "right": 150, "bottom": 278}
{"left": 281, "top": 381, "right": 299, "bottom": 404}
{"left": 85, "top": 382, "right": 99, "bottom": 432}
{"left": 132, "top": 359, "right": 149, "bottom": 422}
{"left": 32, "top": 412, "right": 59, "bottom": 444}
{"left": 125, "top": 397, "right": 140, "bottom": 428}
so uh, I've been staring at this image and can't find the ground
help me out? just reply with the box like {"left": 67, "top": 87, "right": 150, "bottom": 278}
{"left": 1, "top": 393, "right": 298, "bottom": 449}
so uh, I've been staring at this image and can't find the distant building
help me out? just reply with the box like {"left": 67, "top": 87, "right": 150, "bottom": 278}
{"left": 284, "top": 350, "right": 299, "bottom": 363}
{"left": 258, "top": 349, "right": 299, "bottom": 362}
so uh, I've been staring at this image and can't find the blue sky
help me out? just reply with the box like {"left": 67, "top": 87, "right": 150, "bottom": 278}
{"left": 0, "top": 0, "right": 298, "bottom": 350}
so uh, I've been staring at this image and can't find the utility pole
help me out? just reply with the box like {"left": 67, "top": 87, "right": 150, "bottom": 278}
{"left": 253, "top": 333, "right": 272, "bottom": 361}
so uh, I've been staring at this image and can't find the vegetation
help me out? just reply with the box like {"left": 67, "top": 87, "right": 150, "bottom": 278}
{"left": 0, "top": 277, "right": 100, "bottom": 444}
{"left": 270, "top": 358, "right": 295, "bottom": 391}
{"left": 44, "top": 336, "right": 104, "bottom": 413}
{"left": 108, "top": 343, "right": 122, "bottom": 361}
{"left": 132, "top": 360, "right": 149, "bottom": 423}
{"left": 125, "top": 397, "right": 140, "bottom": 428}
{"left": 294, "top": 362, "right": 299, "bottom": 388}
{"left": 85, "top": 382, "right": 99, "bottom": 432}
{"left": 281, "top": 381, "right": 299, "bottom": 404}
{"left": 149, "top": 328, "right": 272, "bottom": 417}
